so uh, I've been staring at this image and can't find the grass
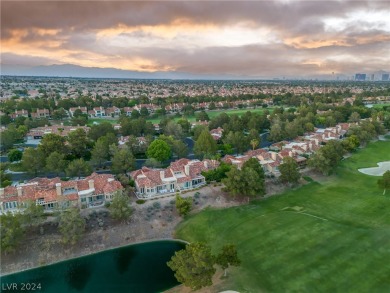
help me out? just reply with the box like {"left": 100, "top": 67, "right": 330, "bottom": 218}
{"left": 86, "top": 107, "right": 273, "bottom": 126}
{"left": 372, "top": 103, "right": 390, "bottom": 109}
{"left": 174, "top": 140, "right": 390, "bottom": 293}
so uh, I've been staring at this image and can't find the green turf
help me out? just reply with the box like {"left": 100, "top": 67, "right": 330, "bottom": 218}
{"left": 87, "top": 108, "right": 272, "bottom": 126}
{"left": 175, "top": 140, "right": 390, "bottom": 293}
{"left": 372, "top": 103, "right": 390, "bottom": 109}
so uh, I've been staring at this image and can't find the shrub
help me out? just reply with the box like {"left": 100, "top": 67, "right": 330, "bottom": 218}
{"left": 153, "top": 202, "right": 161, "bottom": 209}
{"left": 136, "top": 199, "right": 146, "bottom": 204}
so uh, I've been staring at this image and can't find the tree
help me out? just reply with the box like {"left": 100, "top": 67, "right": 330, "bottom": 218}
{"left": 341, "top": 135, "right": 360, "bottom": 152}
{"left": 140, "top": 107, "right": 149, "bottom": 117}
{"left": 167, "top": 242, "right": 216, "bottom": 290}
{"left": 242, "top": 158, "right": 265, "bottom": 179}
{"left": 192, "top": 125, "right": 208, "bottom": 140}
{"left": 172, "top": 140, "right": 189, "bottom": 158}
{"left": 109, "top": 192, "right": 132, "bottom": 221}
{"left": 308, "top": 140, "right": 344, "bottom": 175}
{"left": 58, "top": 208, "right": 85, "bottom": 245}
{"left": 216, "top": 244, "right": 241, "bottom": 277}
{"left": 164, "top": 121, "right": 183, "bottom": 139}
{"left": 8, "top": 149, "right": 23, "bottom": 162}
{"left": 378, "top": 170, "right": 390, "bottom": 195}
{"left": 222, "top": 165, "right": 265, "bottom": 197}
{"left": 194, "top": 129, "right": 218, "bottom": 159}
{"left": 67, "top": 128, "right": 89, "bottom": 158}
{"left": 23, "top": 200, "right": 45, "bottom": 227}
{"left": 46, "top": 151, "right": 68, "bottom": 176}
{"left": 66, "top": 158, "right": 92, "bottom": 178}
{"left": 175, "top": 194, "right": 192, "bottom": 216}
{"left": 279, "top": 157, "right": 300, "bottom": 184}
{"left": 90, "top": 135, "right": 114, "bottom": 167}
{"left": 147, "top": 139, "right": 171, "bottom": 162}
{"left": 223, "top": 131, "right": 248, "bottom": 154}
{"left": 269, "top": 122, "right": 284, "bottom": 142}
{"left": 22, "top": 148, "right": 45, "bottom": 176}
{"left": 202, "top": 162, "right": 231, "bottom": 182}
{"left": 52, "top": 108, "right": 68, "bottom": 120}
{"left": 131, "top": 109, "right": 140, "bottom": 119}
{"left": 111, "top": 147, "right": 135, "bottom": 175}
{"left": 88, "top": 122, "right": 116, "bottom": 141}
{"left": 250, "top": 139, "right": 259, "bottom": 150}
{"left": 38, "top": 133, "right": 67, "bottom": 157}
{"left": 0, "top": 212, "right": 24, "bottom": 253}
{"left": 0, "top": 170, "right": 12, "bottom": 187}
{"left": 195, "top": 111, "right": 210, "bottom": 121}
{"left": 349, "top": 112, "right": 361, "bottom": 123}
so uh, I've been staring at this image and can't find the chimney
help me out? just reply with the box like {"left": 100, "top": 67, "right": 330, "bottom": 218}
{"left": 160, "top": 171, "right": 165, "bottom": 179}
{"left": 107, "top": 178, "right": 114, "bottom": 183}
{"left": 185, "top": 165, "right": 190, "bottom": 176}
{"left": 55, "top": 183, "right": 62, "bottom": 196}
{"left": 204, "top": 160, "right": 209, "bottom": 169}
{"left": 17, "top": 186, "right": 23, "bottom": 196}
{"left": 88, "top": 179, "right": 95, "bottom": 189}
{"left": 0, "top": 188, "right": 4, "bottom": 197}
{"left": 270, "top": 152, "right": 277, "bottom": 161}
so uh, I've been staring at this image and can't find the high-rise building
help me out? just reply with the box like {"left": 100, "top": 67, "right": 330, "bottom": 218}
{"left": 355, "top": 73, "right": 366, "bottom": 81}
{"left": 382, "top": 74, "right": 389, "bottom": 81}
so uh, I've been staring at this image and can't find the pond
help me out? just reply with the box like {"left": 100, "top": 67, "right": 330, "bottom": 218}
{"left": 1, "top": 240, "right": 185, "bottom": 293}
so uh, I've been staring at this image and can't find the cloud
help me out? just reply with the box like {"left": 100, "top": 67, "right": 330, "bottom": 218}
{"left": 1, "top": 1, "right": 389, "bottom": 77}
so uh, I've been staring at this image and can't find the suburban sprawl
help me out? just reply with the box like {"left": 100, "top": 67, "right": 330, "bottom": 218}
{"left": 1, "top": 76, "right": 390, "bottom": 292}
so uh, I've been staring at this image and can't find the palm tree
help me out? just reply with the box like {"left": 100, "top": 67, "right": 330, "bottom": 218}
{"left": 250, "top": 139, "right": 259, "bottom": 150}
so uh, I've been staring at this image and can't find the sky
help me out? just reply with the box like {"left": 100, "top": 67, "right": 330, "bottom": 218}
{"left": 1, "top": 0, "right": 390, "bottom": 78}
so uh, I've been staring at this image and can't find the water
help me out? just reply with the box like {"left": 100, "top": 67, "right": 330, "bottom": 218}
{"left": 1, "top": 240, "right": 185, "bottom": 293}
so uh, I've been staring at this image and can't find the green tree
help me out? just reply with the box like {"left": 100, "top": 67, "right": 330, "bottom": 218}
{"left": 58, "top": 208, "right": 85, "bottom": 245}
{"left": 216, "top": 244, "right": 241, "bottom": 277}
{"left": 349, "top": 112, "right": 361, "bottom": 123}
{"left": 172, "top": 140, "right": 189, "bottom": 158}
{"left": 223, "top": 131, "right": 248, "bottom": 154}
{"left": 66, "top": 158, "right": 92, "bottom": 178}
{"left": 46, "top": 152, "right": 68, "bottom": 176}
{"left": 91, "top": 135, "right": 114, "bottom": 167}
{"left": 242, "top": 157, "right": 265, "bottom": 179}
{"left": 22, "top": 148, "right": 45, "bottom": 176}
{"left": 279, "top": 157, "right": 300, "bottom": 184}
{"left": 269, "top": 122, "right": 284, "bottom": 142}
{"left": 223, "top": 165, "right": 266, "bottom": 198}
{"left": 88, "top": 122, "right": 116, "bottom": 141}
{"left": 111, "top": 146, "right": 135, "bottom": 175}
{"left": 164, "top": 121, "right": 183, "bottom": 139}
{"left": 308, "top": 140, "right": 344, "bottom": 175}
{"left": 378, "top": 170, "right": 390, "bottom": 195}
{"left": 0, "top": 212, "right": 24, "bottom": 253}
{"left": 194, "top": 129, "right": 218, "bottom": 159}
{"left": 175, "top": 194, "right": 193, "bottom": 216}
{"left": 0, "top": 170, "right": 12, "bottom": 187}
{"left": 195, "top": 111, "right": 210, "bottom": 121}
{"left": 250, "top": 139, "right": 259, "bottom": 150}
{"left": 341, "top": 135, "right": 360, "bottom": 152}
{"left": 202, "top": 162, "right": 231, "bottom": 182}
{"left": 131, "top": 109, "right": 140, "bottom": 119}
{"left": 192, "top": 125, "right": 208, "bottom": 140}
{"left": 23, "top": 200, "right": 45, "bottom": 227}
{"left": 51, "top": 108, "right": 68, "bottom": 120}
{"left": 38, "top": 133, "right": 67, "bottom": 157}
{"left": 140, "top": 107, "right": 149, "bottom": 117}
{"left": 147, "top": 139, "right": 171, "bottom": 162}
{"left": 8, "top": 149, "right": 23, "bottom": 162}
{"left": 67, "top": 128, "right": 89, "bottom": 158}
{"left": 109, "top": 192, "right": 132, "bottom": 221}
{"left": 167, "top": 242, "right": 216, "bottom": 290}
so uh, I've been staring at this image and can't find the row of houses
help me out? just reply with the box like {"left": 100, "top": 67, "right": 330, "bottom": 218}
{"left": 26, "top": 124, "right": 90, "bottom": 140}
{"left": 5, "top": 98, "right": 272, "bottom": 120}
{"left": 224, "top": 123, "right": 352, "bottom": 176}
{"left": 130, "top": 158, "right": 220, "bottom": 199}
{"left": 0, "top": 173, "right": 123, "bottom": 214}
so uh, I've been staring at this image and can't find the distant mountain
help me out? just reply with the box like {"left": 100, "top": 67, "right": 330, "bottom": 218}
{"left": 0, "top": 63, "right": 250, "bottom": 80}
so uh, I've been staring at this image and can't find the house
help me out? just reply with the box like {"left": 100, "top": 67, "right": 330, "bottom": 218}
{"left": 31, "top": 109, "right": 50, "bottom": 119}
{"left": 123, "top": 107, "right": 134, "bottom": 116}
{"left": 106, "top": 106, "right": 121, "bottom": 117}
{"left": 89, "top": 107, "right": 106, "bottom": 117}
{"left": 68, "top": 106, "right": 88, "bottom": 117}
{"left": 210, "top": 127, "right": 224, "bottom": 141}
{"left": 0, "top": 173, "right": 123, "bottom": 214}
{"left": 26, "top": 124, "right": 90, "bottom": 140}
{"left": 11, "top": 109, "right": 29, "bottom": 119}
{"left": 130, "top": 159, "right": 219, "bottom": 199}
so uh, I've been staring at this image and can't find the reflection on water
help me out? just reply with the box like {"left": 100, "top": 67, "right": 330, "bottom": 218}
{"left": 1, "top": 241, "right": 185, "bottom": 293}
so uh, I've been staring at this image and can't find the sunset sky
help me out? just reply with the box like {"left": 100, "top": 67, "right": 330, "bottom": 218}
{"left": 1, "top": 0, "right": 390, "bottom": 78}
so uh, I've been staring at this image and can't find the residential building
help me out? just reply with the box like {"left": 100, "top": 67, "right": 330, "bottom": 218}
{"left": 0, "top": 173, "right": 123, "bottom": 214}
{"left": 130, "top": 159, "right": 219, "bottom": 199}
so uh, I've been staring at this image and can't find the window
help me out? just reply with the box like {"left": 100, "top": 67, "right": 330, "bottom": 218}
{"left": 81, "top": 198, "right": 86, "bottom": 202}
{"left": 140, "top": 188, "right": 145, "bottom": 194}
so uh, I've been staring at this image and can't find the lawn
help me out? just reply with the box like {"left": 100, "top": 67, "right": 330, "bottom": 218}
{"left": 175, "top": 140, "right": 390, "bottom": 293}
{"left": 87, "top": 107, "right": 273, "bottom": 126}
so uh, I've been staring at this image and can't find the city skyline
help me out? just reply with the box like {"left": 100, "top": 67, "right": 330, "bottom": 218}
{"left": 1, "top": 1, "right": 390, "bottom": 79}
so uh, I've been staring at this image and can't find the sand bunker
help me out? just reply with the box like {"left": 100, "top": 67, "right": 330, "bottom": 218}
{"left": 358, "top": 161, "right": 390, "bottom": 176}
